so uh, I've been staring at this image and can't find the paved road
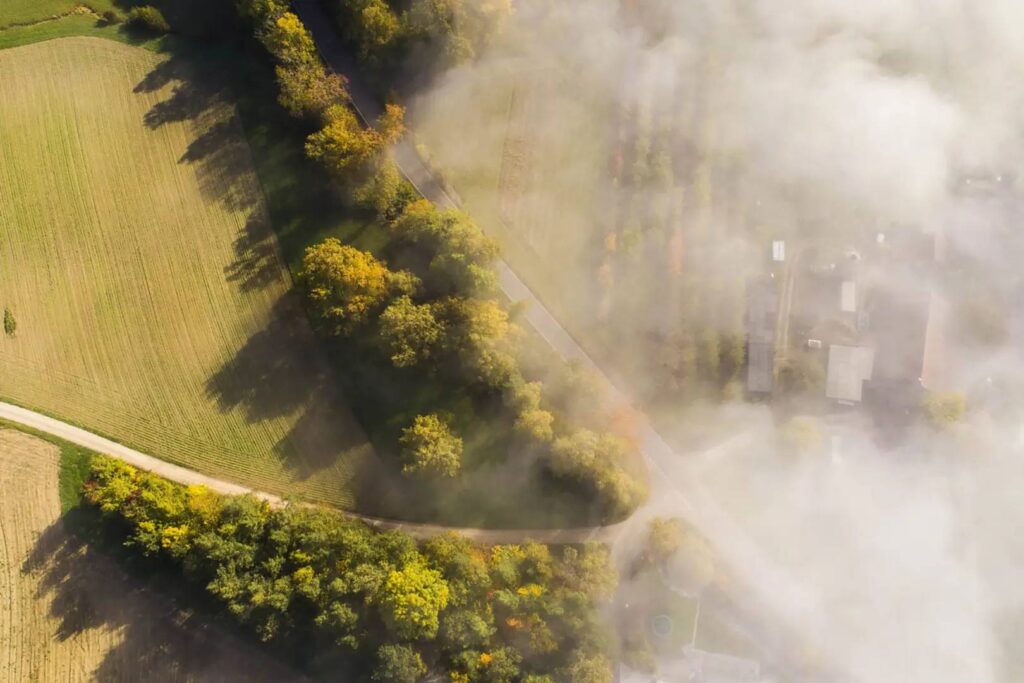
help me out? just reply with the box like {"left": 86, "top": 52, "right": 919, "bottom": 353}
{"left": 0, "top": 400, "right": 623, "bottom": 544}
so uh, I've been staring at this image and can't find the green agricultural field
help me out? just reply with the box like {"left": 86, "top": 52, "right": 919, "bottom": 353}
{"left": 0, "top": 0, "right": 115, "bottom": 29}
{"left": 0, "top": 37, "right": 377, "bottom": 506}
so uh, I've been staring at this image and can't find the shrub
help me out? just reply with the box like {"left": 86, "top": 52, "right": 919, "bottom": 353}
{"left": 127, "top": 6, "right": 171, "bottom": 33}
{"left": 505, "top": 380, "right": 554, "bottom": 443}
{"left": 100, "top": 9, "right": 121, "bottom": 24}
{"left": 923, "top": 391, "right": 967, "bottom": 428}
{"left": 549, "top": 430, "right": 647, "bottom": 521}
{"left": 642, "top": 518, "right": 683, "bottom": 566}
{"left": 3, "top": 307, "right": 15, "bottom": 337}
{"left": 399, "top": 414, "right": 463, "bottom": 478}
{"left": 779, "top": 416, "right": 823, "bottom": 456}
{"left": 373, "top": 644, "right": 427, "bottom": 683}
{"left": 776, "top": 351, "right": 825, "bottom": 396}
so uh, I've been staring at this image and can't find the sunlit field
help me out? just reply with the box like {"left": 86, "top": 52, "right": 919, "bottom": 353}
{"left": 0, "top": 38, "right": 375, "bottom": 506}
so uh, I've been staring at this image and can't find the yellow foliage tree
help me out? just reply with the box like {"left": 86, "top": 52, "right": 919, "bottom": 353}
{"left": 300, "top": 238, "right": 412, "bottom": 335}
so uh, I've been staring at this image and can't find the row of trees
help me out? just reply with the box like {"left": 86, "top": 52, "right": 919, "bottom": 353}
{"left": 298, "top": 209, "right": 645, "bottom": 519}
{"left": 236, "top": 0, "right": 646, "bottom": 520}
{"left": 330, "top": 0, "right": 513, "bottom": 72}
{"left": 240, "top": 0, "right": 410, "bottom": 215}
{"left": 84, "top": 457, "right": 617, "bottom": 682}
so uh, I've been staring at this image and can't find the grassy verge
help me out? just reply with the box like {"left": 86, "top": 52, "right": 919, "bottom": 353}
{"left": 0, "top": 418, "right": 96, "bottom": 513}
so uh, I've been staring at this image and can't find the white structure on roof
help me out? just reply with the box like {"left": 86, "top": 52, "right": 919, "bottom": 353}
{"left": 827, "top": 345, "right": 874, "bottom": 403}
{"left": 772, "top": 240, "right": 785, "bottom": 262}
{"left": 841, "top": 280, "right": 857, "bottom": 313}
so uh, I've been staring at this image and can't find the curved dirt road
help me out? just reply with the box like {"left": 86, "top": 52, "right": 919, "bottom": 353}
{"left": 0, "top": 400, "right": 621, "bottom": 544}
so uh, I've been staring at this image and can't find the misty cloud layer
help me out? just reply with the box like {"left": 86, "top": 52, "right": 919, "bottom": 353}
{"left": 410, "top": 1, "right": 1024, "bottom": 681}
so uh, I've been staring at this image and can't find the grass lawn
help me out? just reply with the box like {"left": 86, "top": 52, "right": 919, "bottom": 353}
{"left": 0, "top": 0, "right": 115, "bottom": 29}
{"left": 0, "top": 37, "right": 377, "bottom": 507}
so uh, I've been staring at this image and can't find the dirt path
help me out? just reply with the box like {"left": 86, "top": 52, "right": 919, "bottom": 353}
{"left": 0, "top": 401, "right": 622, "bottom": 544}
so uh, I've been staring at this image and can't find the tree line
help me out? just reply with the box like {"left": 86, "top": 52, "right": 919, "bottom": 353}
{"left": 84, "top": 456, "right": 617, "bottom": 682}
{"left": 236, "top": 0, "right": 646, "bottom": 522}
{"left": 328, "top": 0, "right": 513, "bottom": 77}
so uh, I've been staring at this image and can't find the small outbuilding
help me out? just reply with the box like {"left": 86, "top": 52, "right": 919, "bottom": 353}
{"left": 826, "top": 345, "right": 875, "bottom": 403}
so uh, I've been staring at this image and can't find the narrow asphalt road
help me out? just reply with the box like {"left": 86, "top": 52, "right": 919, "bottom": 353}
{"left": 0, "top": 400, "right": 622, "bottom": 544}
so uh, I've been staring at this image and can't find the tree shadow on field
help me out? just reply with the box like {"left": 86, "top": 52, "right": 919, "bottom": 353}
{"left": 225, "top": 212, "right": 287, "bottom": 293}
{"left": 205, "top": 297, "right": 374, "bottom": 480}
{"left": 20, "top": 518, "right": 305, "bottom": 682}
{"left": 135, "top": 52, "right": 265, "bottom": 216}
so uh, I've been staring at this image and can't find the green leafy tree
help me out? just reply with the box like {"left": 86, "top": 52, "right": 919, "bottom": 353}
{"left": 664, "top": 523, "right": 716, "bottom": 594}
{"left": 236, "top": 0, "right": 289, "bottom": 22}
{"left": 399, "top": 414, "right": 463, "bottom": 478}
{"left": 306, "top": 105, "right": 378, "bottom": 179}
{"left": 561, "top": 544, "right": 618, "bottom": 601}
{"left": 261, "top": 12, "right": 318, "bottom": 65}
{"left": 354, "top": 157, "right": 408, "bottom": 218}
{"left": 275, "top": 62, "right": 347, "bottom": 119}
{"left": 505, "top": 380, "right": 554, "bottom": 443}
{"left": 564, "top": 652, "right": 613, "bottom": 683}
{"left": 441, "top": 297, "right": 518, "bottom": 390}
{"left": 451, "top": 647, "right": 522, "bottom": 683}
{"left": 642, "top": 517, "right": 683, "bottom": 566}
{"left": 409, "top": 0, "right": 512, "bottom": 66}
{"left": 83, "top": 452, "right": 623, "bottom": 679}
{"left": 359, "top": 0, "right": 402, "bottom": 62}
{"left": 127, "top": 6, "right": 170, "bottom": 32}
{"left": 391, "top": 200, "right": 500, "bottom": 296}
{"left": 377, "top": 558, "right": 451, "bottom": 639}
{"left": 307, "top": 104, "right": 405, "bottom": 182}
{"left": 378, "top": 296, "right": 445, "bottom": 368}
{"left": 372, "top": 644, "right": 427, "bottom": 683}
{"left": 549, "top": 430, "right": 646, "bottom": 521}
{"left": 423, "top": 533, "right": 490, "bottom": 604}
{"left": 3, "top": 307, "right": 15, "bottom": 337}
